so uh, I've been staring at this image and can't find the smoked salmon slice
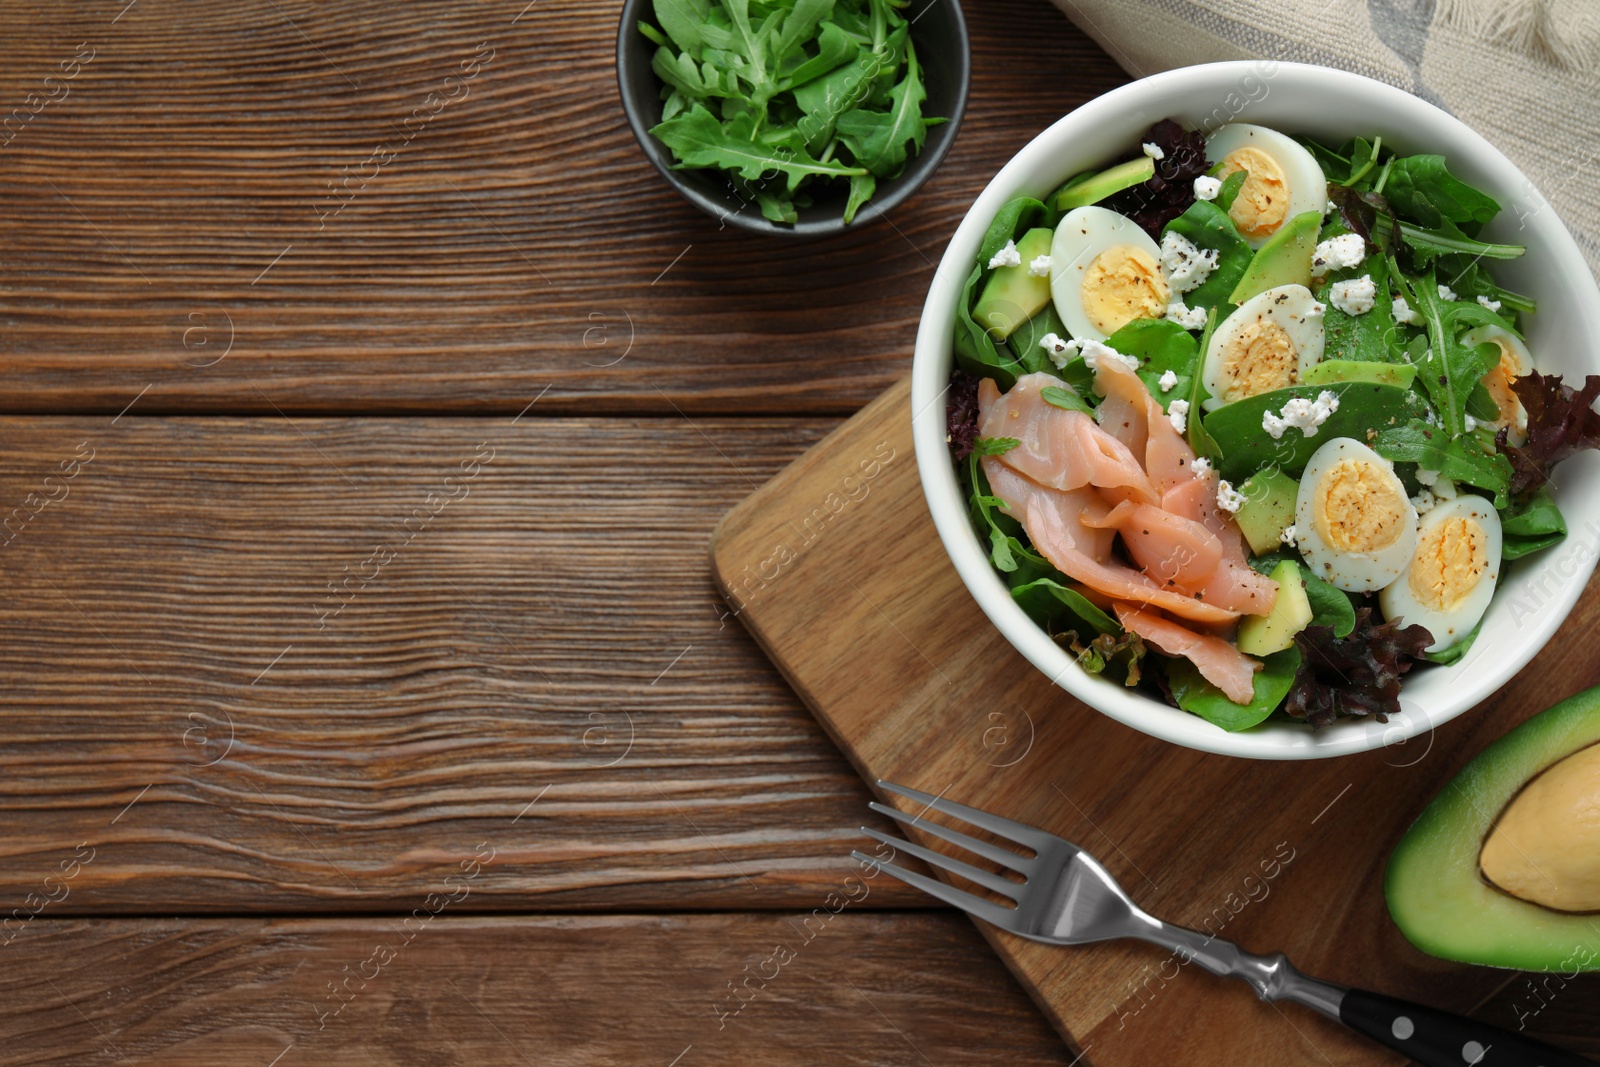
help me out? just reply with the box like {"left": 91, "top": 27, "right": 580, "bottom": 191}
{"left": 977, "top": 374, "right": 1158, "bottom": 504}
{"left": 1114, "top": 602, "right": 1261, "bottom": 704}
{"left": 982, "top": 458, "right": 1238, "bottom": 625}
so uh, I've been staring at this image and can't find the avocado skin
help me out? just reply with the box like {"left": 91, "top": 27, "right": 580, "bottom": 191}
{"left": 1385, "top": 685, "right": 1600, "bottom": 972}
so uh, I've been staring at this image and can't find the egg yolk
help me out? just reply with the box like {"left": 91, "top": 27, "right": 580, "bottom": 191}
{"left": 1481, "top": 341, "right": 1528, "bottom": 444}
{"left": 1481, "top": 743, "right": 1600, "bottom": 912}
{"left": 1408, "top": 515, "right": 1489, "bottom": 611}
{"left": 1219, "top": 147, "right": 1289, "bottom": 239}
{"left": 1312, "top": 459, "right": 1407, "bottom": 553}
{"left": 1217, "top": 318, "right": 1298, "bottom": 402}
{"left": 1081, "top": 245, "right": 1170, "bottom": 336}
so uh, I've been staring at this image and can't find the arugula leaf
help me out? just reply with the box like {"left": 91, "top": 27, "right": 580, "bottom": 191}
{"left": 1102, "top": 318, "right": 1199, "bottom": 405}
{"left": 1342, "top": 136, "right": 1382, "bottom": 188}
{"left": 1213, "top": 169, "right": 1247, "bottom": 214}
{"left": 651, "top": 104, "right": 869, "bottom": 192}
{"left": 1040, "top": 385, "right": 1094, "bottom": 416}
{"left": 1406, "top": 267, "right": 1515, "bottom": 436}
{"left": 641, "top": 0, "right": 943, "bottom": 223}
{"left": 953, "top": 265, "right": 1026, "bottom": 389}
{"left": 972, "top": 436, "right": 1020, "bottom": 456}
{"left": 843, "top": 171, "right": 875, "bottom": 224}
{"left": 653, "top": 0, "right": 712, "bottom": 54}
{"left": 833, "top": 39, "right": 928, "bottom": 177}
{"left": 967, "top": 454, "right": 1059, "bottom": 582}
{"left": 1185, "top": 306, "right": 1222, "bottom": 460}
{"left": 780, "top": 22, "right": 856, "bottom": 90}
{"left": 1379, "top": 154, "right": 1500, "bottom": 228}
{"left": 1375, "top": 214, "right": 1526, "bottom": 265}
{"left": 1168, "top": 647, "right": 1300, "bottom": 729}
{"left": 1371, "top": 419, "right": 1512, "bottom": 505}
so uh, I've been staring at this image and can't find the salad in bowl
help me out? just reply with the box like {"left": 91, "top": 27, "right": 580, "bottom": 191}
{"left": 916, "top": 64, "right": 1600, "bottom": 754}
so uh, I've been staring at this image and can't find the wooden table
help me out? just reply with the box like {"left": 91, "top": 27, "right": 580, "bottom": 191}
{"left": 0, "top": 0, "right": 1591, "bottom": 1062}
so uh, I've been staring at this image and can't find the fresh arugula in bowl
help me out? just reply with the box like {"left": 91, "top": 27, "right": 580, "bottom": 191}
{"left": 638, "top": 0, "right": 945, "bottom": 224}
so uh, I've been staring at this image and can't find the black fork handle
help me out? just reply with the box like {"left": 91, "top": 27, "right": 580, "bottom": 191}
{"left": 1340, "top": 987, "right": 1596, "bottom": 1067}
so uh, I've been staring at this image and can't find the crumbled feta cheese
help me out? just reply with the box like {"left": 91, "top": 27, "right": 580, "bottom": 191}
{"left": 1464, "top": 414, "right": 1479, "bottom": 431}
{"left": 1424, "top": 407, "right": 1443, "bottom": 428}
{"left": 1167, "top": 398, "right": 1190, "bottom": 434}
{"left": 1215, "top": 480, "right": 1247, "bottom": 514}
{"left": 1415, "top": 467, "right": 1440, "bottom": 486}
{"left": 1158, "top": 231, "right": 1219, "bottom": 294}
{"left": 1433, "top": 477, "right": 1458, "bottom": 501}
{"left": 1279, "top": 524, "right": 1298, "bottom": 548}
{"left": 1329, "top": 275, "right": 1376, "bottom": 316}
{"left": 1478, "top": 294, "right": 1503, "bottom": 313}
{"left": 1192, "top": 456, "right": 1212, "bottom": 476}
{"left": 1164, "top": 300, "right": 1208, "bottom": 331}
{"left": 1392, "top": 296, "right": 1421, "bottom": 325}
{"left": 1158, "top": 369, "right": 1179, "bottom": 393}
{"left": 1193, "top": 175, "right": 1222, "bottom": 201}
{"left": 1142, "top": 141, "right": 1165, "bottom": 161}
{"left": 1080, "top": 338, "right": 1139, "bottom": 373}
{"left": 1437, "top": 283, "right": 1458, "bottom": 302}
{"left": 1027, "top": 254, "right": 1052, "bottom": 278}
{"left": 1040, "top": 333, "right": 1079, "bottom": 369}
{"left": 1310, "top": 233, "right": 1366, "bottom": 277}
{"left": 1261, "top": 390, "right": 1341, "bottom": 440}
{"left": 987, "top": 240, "right": 1021, "bottom": 270}
{"left": 1410, "top": 489, "right": 1436, "bottom": 515}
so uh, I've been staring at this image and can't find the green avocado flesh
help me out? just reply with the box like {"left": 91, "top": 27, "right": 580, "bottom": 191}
{"left": 1385, "top": 685, "right": 1600, "bottom": 972}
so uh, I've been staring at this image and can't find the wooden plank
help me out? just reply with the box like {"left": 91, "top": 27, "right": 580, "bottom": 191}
{"left": 0, "top": 912, "right": 1075, "bottom": 1065}
{"left": 709, "top": 376, "right": 1600, "bottom": 1066}
{"left": 0, "top": 0, "right": 1129, "bottom": 416}
{"left": 0, "top": 414, "right": 950, "bottom": 911}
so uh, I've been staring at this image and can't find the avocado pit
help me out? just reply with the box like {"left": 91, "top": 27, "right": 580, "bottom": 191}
{"left": 1480, "top": 742, "right": 1600, "bottom": 913}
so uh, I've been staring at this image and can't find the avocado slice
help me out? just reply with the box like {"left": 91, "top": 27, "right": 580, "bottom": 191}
{"left": 1054, "top": 157, "right": 1156, "bottom": 212}
{"left": 973, "top": 228, "right": 1055, "bottom": 340}
{"left": 1386, "top": 685, "right": 1600, "bottom": 971}
{"left": 1234, "top": 467, "right": 1298, "bottom": 556}
{"left": 1301, "top": 358, "right": 1417, "bottom": 390}
{"left": 1227, "top": 210, "right": 1322, "bottom": 305}
{"left": 1236, "top": 559, "right": 1312, "bottom": 656}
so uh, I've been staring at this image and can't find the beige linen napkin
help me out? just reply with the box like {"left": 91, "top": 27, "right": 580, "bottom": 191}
{"left": 1050, "top": 0, "right": 1600, "bottom": 275}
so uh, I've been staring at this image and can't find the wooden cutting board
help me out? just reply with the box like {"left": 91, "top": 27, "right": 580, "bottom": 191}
{"left": 709, "top": 375, "right": 1600, "bottom": 1066}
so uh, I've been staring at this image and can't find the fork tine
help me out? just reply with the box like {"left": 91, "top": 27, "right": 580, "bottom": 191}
{"left": 868, "top": 802, "right": 1032, "bottom": 873}
{"left": 859, "top": 827, "right": 1024, "bottom": 901}
{"left": 877, "top": 780, "right": 1056, "bottom": 851}
{"left": 851, "top": 851, "right": 1019, "bottom": 931}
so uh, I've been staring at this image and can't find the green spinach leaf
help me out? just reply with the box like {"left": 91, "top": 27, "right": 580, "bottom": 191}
{"left": 1168, "top": 646, "right": 1301, "bottom": 731}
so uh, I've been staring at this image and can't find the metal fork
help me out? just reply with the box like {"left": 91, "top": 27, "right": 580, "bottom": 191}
{"left": 855, "top": 780, "right": 1594, "bottom": 1067}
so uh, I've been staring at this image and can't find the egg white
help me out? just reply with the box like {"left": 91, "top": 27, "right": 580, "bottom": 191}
{"left": 1201, "top": 284, "right": 1325, "bottom": 410}
{"left": 1379, "top": 496, "right": 1502, "bottom": 652}
{"left": 1050, "top": 206, "right": 1167, "bottom": 343}
{"left": 1295, "top": 437, "right": 1418, "bottom": 592}
{"left": 1205, "top": 124, "right": 1329, "bottom": 248}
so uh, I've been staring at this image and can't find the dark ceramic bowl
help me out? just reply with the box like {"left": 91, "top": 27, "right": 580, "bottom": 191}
{"left": 616, "top": 0, "right": 970, "bottom": 237}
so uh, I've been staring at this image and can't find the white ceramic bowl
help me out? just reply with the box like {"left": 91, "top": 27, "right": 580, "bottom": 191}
{"left": 912, "top": 61, "right": 1600, "bottom": 759}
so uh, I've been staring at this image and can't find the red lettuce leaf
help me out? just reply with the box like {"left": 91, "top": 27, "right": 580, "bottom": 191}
{"left": 946, "top": 370, "right": 982, "bottom": 461}
{"left": 1283, "top": 608, "right": 1432, "bottom": 727}
{"left": 1104, "top": 119, "right": 1209, "bottom": 239}
{"left": 1497, "top": 369, "right": 1600, "bottom": 500}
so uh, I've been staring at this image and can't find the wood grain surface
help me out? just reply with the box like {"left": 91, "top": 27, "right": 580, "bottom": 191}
{"left": 0, "top": 913, "right": 1074, "bottom": 1065}
{"left": 710, "top": 377, "right": 1600, "bottom": 1066}
{"left": 0, "top": 0, "right": 1127, "bottom": 417}
{"left": 0, "top": 414, "right": 945, "bottom": 911}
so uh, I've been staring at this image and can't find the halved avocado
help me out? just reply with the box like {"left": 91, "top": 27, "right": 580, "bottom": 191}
{"left": 1385, "top": 685, "right": 1600, "bottom": 971}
